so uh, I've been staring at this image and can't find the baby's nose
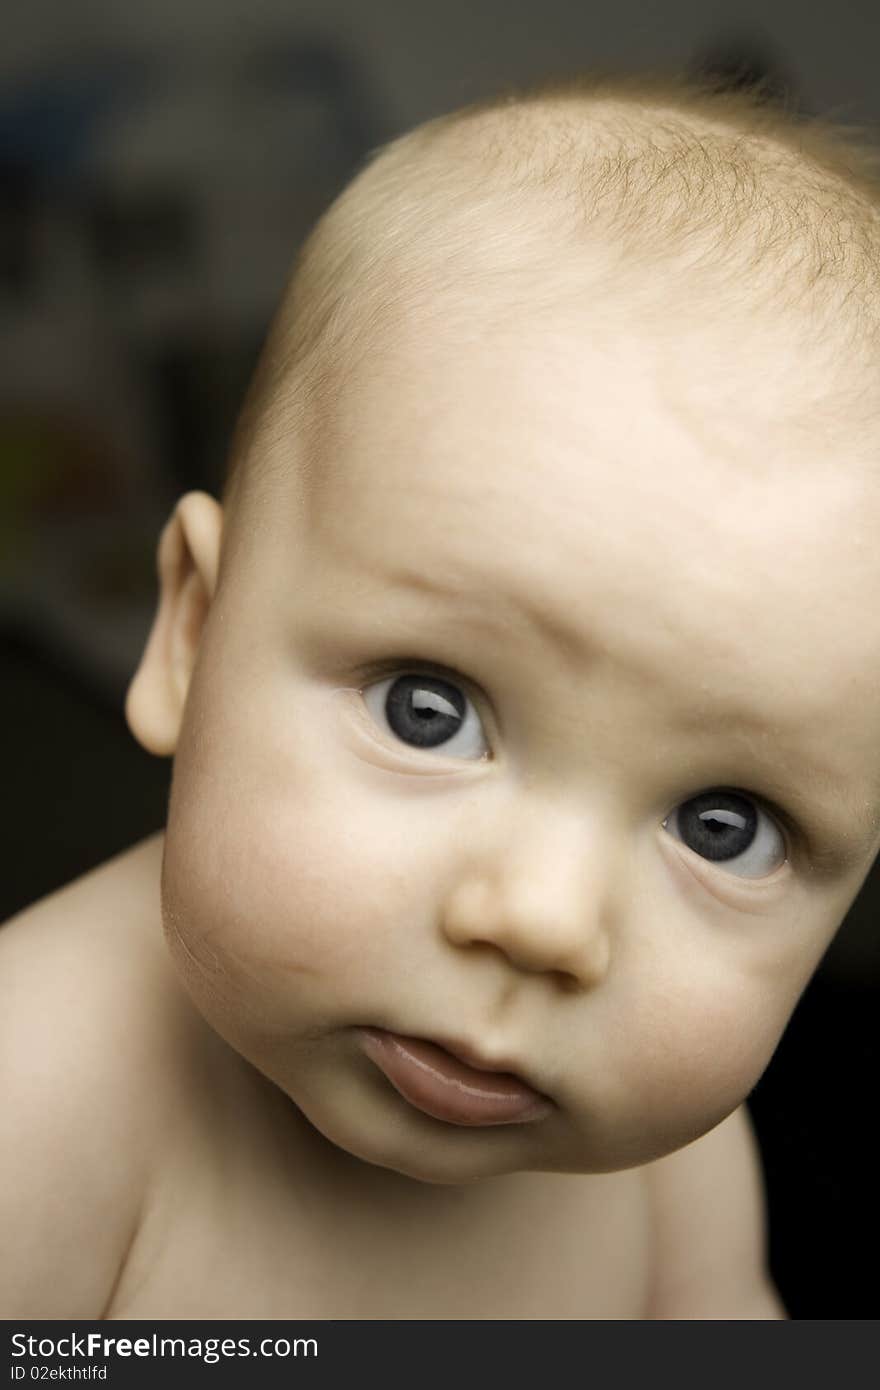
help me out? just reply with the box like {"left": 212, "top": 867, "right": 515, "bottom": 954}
{"left": 440, "top": 811, "right": 613, "bottom": 990}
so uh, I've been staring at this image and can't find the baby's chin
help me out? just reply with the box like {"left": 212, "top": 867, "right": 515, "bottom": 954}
{"left": 264, "top": 1065, "right": 704, "bottom": 1188}
{"left": 296, "top": 1112, "right": 542, "bottom": 1188}
{"left": 271, "top": 1071, "right": 537, "bottom": 1187}
{"left": 291, "top": 1105, "right": 657, "bottom": 1188}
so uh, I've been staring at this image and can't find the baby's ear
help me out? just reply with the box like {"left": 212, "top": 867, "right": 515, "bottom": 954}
{"left": 125, "top": 491, "right": 223, "bottom": 756}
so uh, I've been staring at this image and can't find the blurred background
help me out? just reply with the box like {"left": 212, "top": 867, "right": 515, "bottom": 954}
{"left": 2, "top": 0, "right": 878, "bottom": 1319}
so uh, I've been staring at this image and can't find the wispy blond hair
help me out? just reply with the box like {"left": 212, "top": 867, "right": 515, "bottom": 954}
{"left": 218, "top": 67, "right": 880, "bottom": 534}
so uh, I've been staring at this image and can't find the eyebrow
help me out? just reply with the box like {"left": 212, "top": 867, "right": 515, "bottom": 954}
{"left": 379, "top": 562, "right": 593, "bottom": 659}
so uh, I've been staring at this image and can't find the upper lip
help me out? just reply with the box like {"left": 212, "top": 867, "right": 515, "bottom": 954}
{"left": 417, "top": 1033, "right": 542, "bottom": 1090}
{"left": 363, "top": 1026, "right": 548, "bottom": 1096}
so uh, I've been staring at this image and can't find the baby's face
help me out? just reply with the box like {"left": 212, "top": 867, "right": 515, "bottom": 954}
{"left": 161, "top": 298, "right": 880, "bottom": 1184}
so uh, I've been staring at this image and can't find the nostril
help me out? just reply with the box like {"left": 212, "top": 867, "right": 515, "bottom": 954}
{"left": 554, "top": 967, "right": 588, "bottom": 994}
{"left": 547, "top": 927, "right": 611, "bottom": 992}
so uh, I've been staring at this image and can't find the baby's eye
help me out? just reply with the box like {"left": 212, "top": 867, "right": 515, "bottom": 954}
{"left": 662, "top": 789, "right": 786, "bottom": 879}
{"left": 361, "top": 672, "right": 489, "bottom": 759}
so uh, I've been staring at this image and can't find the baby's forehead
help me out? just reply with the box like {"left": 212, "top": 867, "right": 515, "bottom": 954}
{"left": 316, "top": 286, "right": 866, "bottom": 510}
{"left": 301, "top": 310, "right": 875, "bottom": 656}
{"left": 244, "top": 267, "right": 879, "bottom": 676}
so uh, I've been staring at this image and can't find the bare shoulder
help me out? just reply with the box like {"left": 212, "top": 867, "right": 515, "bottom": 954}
{"left": 0, "top": 834, "right": 204, "bottom": 1318}
{"left": 643, "top": 1105, "right": 787, "bottom": 1319}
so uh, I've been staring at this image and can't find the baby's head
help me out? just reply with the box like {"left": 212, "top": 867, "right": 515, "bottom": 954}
{"left": 126, "top": 72, "right": 880, "bottom": 1185}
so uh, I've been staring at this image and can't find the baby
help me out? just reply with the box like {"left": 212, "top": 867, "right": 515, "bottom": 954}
{"left": 4, "top": 70, "right": 880, "bottom": 1320}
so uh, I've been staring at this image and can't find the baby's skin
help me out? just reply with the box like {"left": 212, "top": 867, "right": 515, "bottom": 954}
{"left": 4, "top": 254, "right": 879, "bottom": 1319}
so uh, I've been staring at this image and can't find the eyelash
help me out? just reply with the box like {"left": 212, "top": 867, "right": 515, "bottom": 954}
{"left": 356, "top": 663, "right": 795, "bottom": 876}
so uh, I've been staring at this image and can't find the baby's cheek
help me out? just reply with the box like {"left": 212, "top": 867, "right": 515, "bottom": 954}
{"left": 607, "top": 971, "right": 789, "bottom": 1160}
{"left": 162, "top": 764, "right": 413, "bottom": 1029}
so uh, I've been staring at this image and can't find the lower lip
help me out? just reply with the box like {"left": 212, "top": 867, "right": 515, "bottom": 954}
{"left": 356, "top": 1028, "right": 553, "bottom": 1127}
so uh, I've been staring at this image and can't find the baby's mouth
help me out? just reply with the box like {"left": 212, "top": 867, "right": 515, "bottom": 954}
{"left": 356, "top": 1027, "right": 553, "bottom": 1127}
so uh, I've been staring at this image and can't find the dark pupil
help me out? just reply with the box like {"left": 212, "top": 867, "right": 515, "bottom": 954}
{"left": 678, "top": 791, "right": 757, "bottom": 862}
{"left": 385, "top": 675, "right": 466, "bottom": 748}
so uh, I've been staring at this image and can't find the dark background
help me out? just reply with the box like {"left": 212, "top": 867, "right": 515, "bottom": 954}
{"left": 2, "top": 0, "right": 879, "bottom": 1320}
